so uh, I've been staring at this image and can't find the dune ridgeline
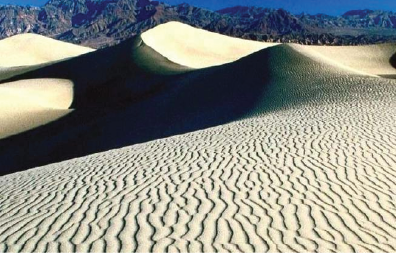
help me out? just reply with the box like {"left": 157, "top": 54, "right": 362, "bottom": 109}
{"left": 0, "top": 21, "right": 396, "bottom": 252}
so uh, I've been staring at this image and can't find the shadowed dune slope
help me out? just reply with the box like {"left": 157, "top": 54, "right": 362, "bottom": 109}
{"left": 1, "top": 38, "right": 396, "bottom": 252}
{"left": 0, "top": 35, "right": 274, "bottom": 175}
{"left": 1, "top": 30, "right": 396, "bottom": 177}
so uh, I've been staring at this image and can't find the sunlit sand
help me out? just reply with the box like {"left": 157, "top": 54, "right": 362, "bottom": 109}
{"left": 0, "top": 22, "right": 396, "bottom": 253}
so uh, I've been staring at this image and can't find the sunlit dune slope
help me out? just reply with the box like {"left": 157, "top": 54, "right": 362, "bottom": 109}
{"left": 293, "top": 43, "right": 396, "bottom": 77}
{"left": 1, "top": 22, "right": 396, "bottom": 174}
{"left": 0, "top": 34, "right": 94, "bottom": 138}
{"left": 142, "top": 21, "right": 279, "bottom": 68}
{"left": 0, "top": 30, "right": 192, "bottom": 141}
{"left": 1, "top": 32, "right": 396, "bottom": 252}
{"left": 0, "top": 33, "right": 94, "bottom": 67}
{"left": 0, "top": 78, "right": 73, "bottom": 139}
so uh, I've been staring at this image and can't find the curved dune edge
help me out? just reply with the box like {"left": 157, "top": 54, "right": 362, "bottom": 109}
{"left": 0, "top": 78, "right": 74, "bottom": 139}
{"left": 0, "top": 36, "right": 396, "bottom": 252}
{"left": 141, "top": 21, "right": 279, "bottom": 68}
{"left": 0, "top": 65, "right": 50, "bottom": 82}
{"left": 292, "top": 43, "right": 396, "bottom": 77}
{"left": 0, "top": 33, "right": 94, "bottom": 68}
{"left": 131, "top": 35, "right": 192, "bottom": 75}
{"left": 141, "top": 21, "right": 396, "bottom": 77}
{"left": 0, "top": 34, "right": 94, "bottom": 138}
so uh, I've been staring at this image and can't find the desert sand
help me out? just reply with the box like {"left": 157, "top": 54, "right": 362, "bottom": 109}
{"left": 0, "top": 22, "right": 396, "bottom": 253}
{"left": 0, "top": 34, "right": 93, "bottom": 138}
{"left": 142, "top": 21, "right": 279, "bottom": 68}
{"left": 0, "top": 33, "right": 94, "bottom": 67}
{"left": 293, "top": 43, "right": 396, "bottom": 77}
{"left": 0, "top": 78, "right": 74, "bottom": 139}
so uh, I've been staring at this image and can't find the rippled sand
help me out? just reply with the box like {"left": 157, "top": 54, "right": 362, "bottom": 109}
{"left": 0, "top": 22, "right": 396, "bottom": 253}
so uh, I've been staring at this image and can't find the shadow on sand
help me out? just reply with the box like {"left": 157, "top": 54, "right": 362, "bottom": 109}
{"left": 381, "top": 52, "right": 396, "bottom": 79}
{"left": 0, "top": 36, "right": 275, "bottom": 175}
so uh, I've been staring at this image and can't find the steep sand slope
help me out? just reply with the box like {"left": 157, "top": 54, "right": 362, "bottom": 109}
{"left": 1, "top": 32, "right": 396, "bottom": 252}
{"left": 0, "top": 34, "right": 94, "bottom": 138}
{"left": 0, "top": 33, "right": 94, "bottom": 67}
{"left": 141, "top": 21, "right": 279, "bottom": 68}
{"left": 293, "top": 43, "right": 396, "bottom": 77}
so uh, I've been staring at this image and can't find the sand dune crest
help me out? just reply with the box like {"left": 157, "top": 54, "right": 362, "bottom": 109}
{"left": 292, "top": 43, "right": 396, "bottom": 77}
{"left": 142, "top": 21, "right": 279, "bottom": 68}
{"left": 0, "top": 33, "right": 94, "bottom": 67}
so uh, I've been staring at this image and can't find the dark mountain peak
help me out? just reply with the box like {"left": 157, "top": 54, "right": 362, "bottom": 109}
{"left": 217, "top": 5, "right": 274, "bottom": 15}
{"left": 343, "top": 9, "right": 374, "bottom": 17}
{"left": 217, "top": 6, "right": 250, "bottom": 15}
{"left": 2, "top": 1, "right": 396, "bottom": 47}
{"left": 298, "top": 12, "right": 333, "bottom": 18}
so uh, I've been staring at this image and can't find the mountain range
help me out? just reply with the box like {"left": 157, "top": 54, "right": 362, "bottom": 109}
{"left": 1, "top": 0, "right": 396, "bottom": 48}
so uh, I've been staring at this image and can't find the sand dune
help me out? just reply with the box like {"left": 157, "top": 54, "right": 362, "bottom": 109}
{"left": 0, "top": 34, "right": 94, "bottom": 138}
{"left": 1, "top": 22, "right": 396, "bottom": 252}
{"left": 293, "top": 43, "right": 396, "bottom": 77}
{"left": 0, "top": 79, "right": 73, "bottom": 139}
{"left": 142, "top": 21, "right": 279, "bottom": 68}
{"left": 2, "top": 97, "right": 396, "bottom": 252}
{"left": 0, "top": 33, "right": 94, "bottom": 67}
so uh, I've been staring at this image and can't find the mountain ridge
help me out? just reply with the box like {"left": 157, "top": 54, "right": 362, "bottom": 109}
{"left": 1, "top": 0, "right": 396, "bottom": 48}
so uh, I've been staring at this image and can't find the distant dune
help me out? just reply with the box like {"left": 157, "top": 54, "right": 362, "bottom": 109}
{"left": 0, "top": 22, "right": 396, "bottom": 252}
{"left": 293, "top": 43, "right": 396, "bottom": 77}
{"left": 0, "top": 34, "right": 93, "bottom": 138}
{"left": 0, "top": 34, "right": 94, "bottom": 67}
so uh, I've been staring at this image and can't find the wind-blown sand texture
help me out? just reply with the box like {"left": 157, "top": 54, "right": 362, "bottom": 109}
{"left": 0, "top": 34, "right": 94, "bottom": 138}
{"left": 1, "top": 22, "right": 396, "bottom": 252}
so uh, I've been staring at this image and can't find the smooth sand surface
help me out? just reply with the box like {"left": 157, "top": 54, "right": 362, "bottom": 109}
{"left": 142, "top": 21, "right": 279, "bottom": 68}
{"left": 0, "top": 34, "right": 94, "bottom": 139}
{"left": 1, "top": 23, "right": 396, "bottom": 252}
{"left": 293, "top": 43, "right": 396, "bottom": 77}
{"left": 0, "top": 33, "right": 94, "bottom": 67}
{"left": 0, "top": 79, "right": 73, "bottom": 139}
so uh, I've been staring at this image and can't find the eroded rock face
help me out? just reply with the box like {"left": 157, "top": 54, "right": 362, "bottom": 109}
{"left": 0, "top": 6, "right": 41, "bottom": 37}
{"left": 1, "top": 0, "right": 396, "bottom": 48}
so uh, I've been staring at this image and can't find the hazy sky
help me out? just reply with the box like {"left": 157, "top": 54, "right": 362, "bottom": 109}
{"left": 1, "top": 0, "right": 396, "bottom": 15}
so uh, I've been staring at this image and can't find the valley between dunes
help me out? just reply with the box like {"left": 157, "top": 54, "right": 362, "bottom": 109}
{"left": 1, "top": 22, "right": 396, "bottom": 253}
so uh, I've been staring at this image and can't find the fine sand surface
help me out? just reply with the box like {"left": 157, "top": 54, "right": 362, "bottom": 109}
{"left": 0, "top": 79, "right": 74, "bottom": 139}
{"left": 142, "top": 21, "right": 279, "bottom": 68}
{"left": 0, "top": 34, "right": 94, "bottom": 139}
{"left": 0, "top": 33, "right": 94, "bottom": 67}
{"left": 293, "top": 43, "right": 396, "bottom": 77}
{"left": 1, "top": 22, "right": 396, "bottom": 252}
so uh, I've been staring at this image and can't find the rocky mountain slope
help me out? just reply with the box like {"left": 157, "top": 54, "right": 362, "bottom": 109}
{"left": 1, "top": 0, "right": 396, "bottom": 47}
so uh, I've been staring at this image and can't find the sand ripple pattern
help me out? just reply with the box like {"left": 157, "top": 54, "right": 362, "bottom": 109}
{"left": 1, "top": 45, "right": 396, "bottom": 252}
{"left": 1, "top": 101, "right": 396, "bottom": 252}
